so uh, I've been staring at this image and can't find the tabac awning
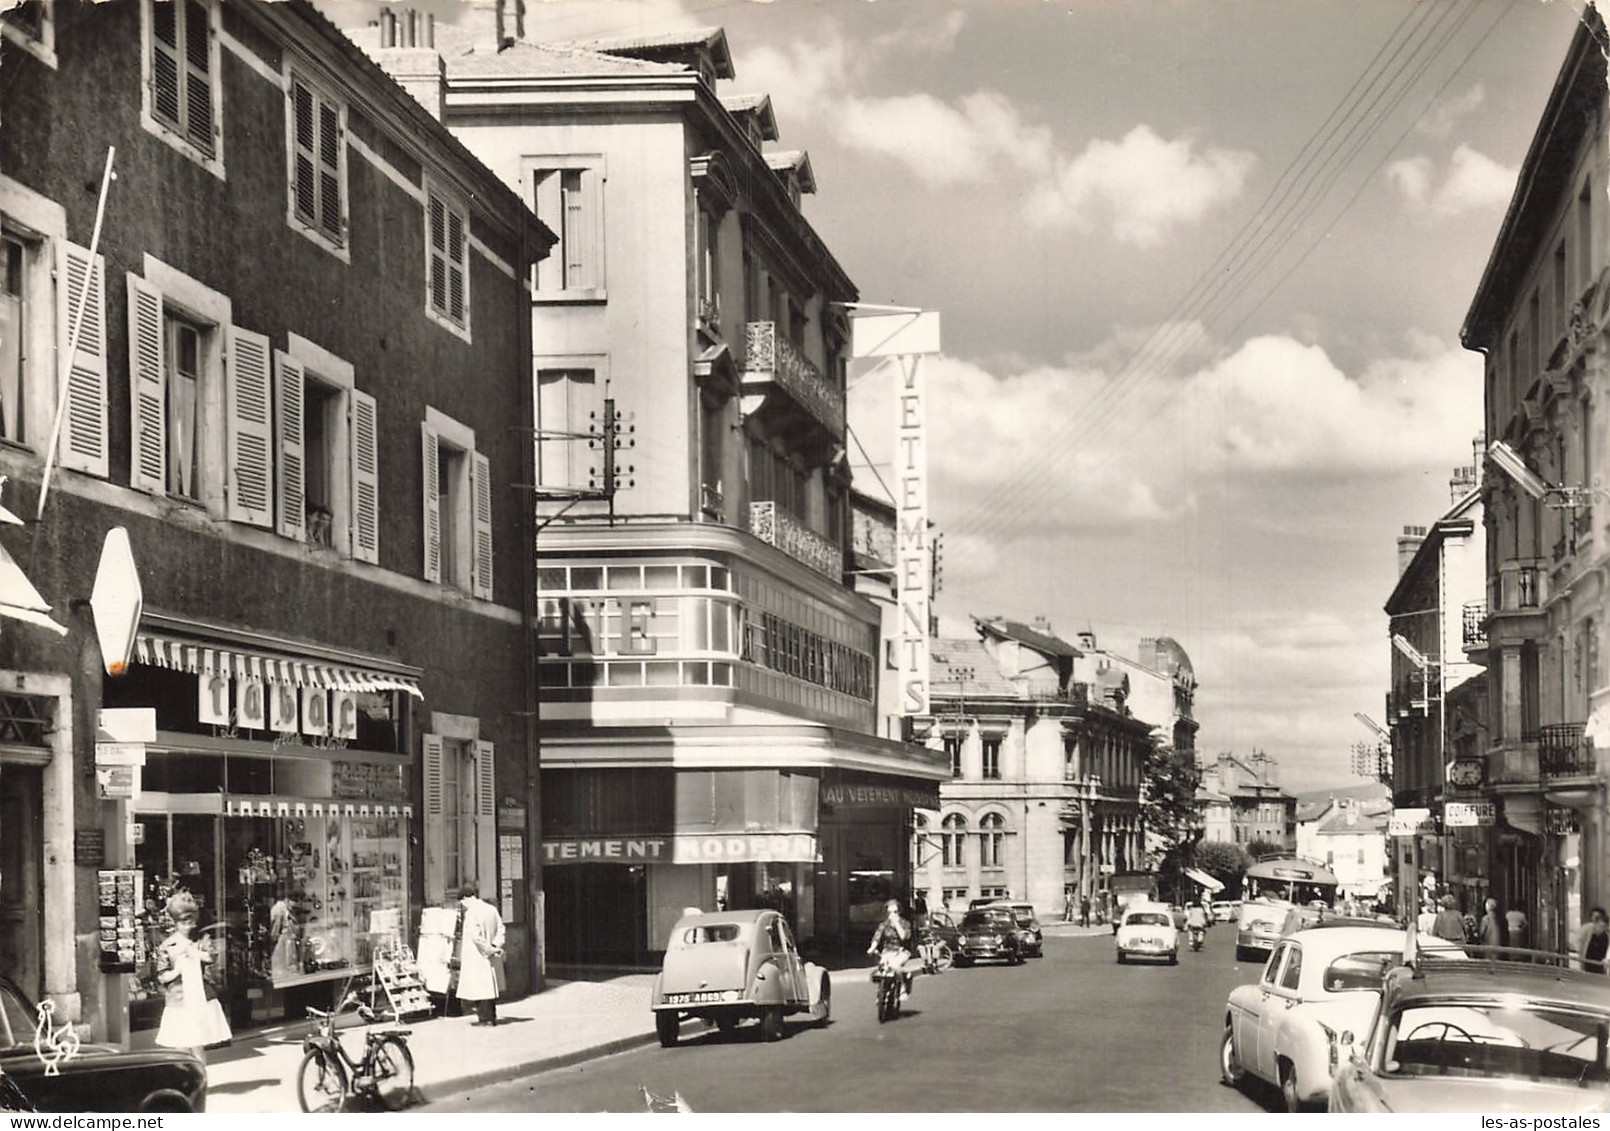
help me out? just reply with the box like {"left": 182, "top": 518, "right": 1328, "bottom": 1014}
{"left": 1185, "top": 867, "right": 1225, "bottom": 893}
{"left": 136, "top": 633, "right": 423, "bottom": 699}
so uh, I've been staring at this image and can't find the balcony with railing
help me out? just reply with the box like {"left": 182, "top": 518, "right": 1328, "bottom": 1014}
{"left": 742, "top": 321, "right": 846, "bottom": 437}
{"left": 1462, "top": 600, "right": 1487, "bottom": 650}
{"left": 1538, "top": 722, "right": 1596, "bottom": 780}
{"left": 748, "top": 500, "right": 842, "bottom": 579}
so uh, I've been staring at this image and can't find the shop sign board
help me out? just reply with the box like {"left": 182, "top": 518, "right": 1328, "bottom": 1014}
{"left": 671, "top": 833, "right": 817, "bottom": 864}
{"left": 1444, "top": 801, "right": 1496, "bottom": 828}
{"left": 542, "top": 837, "right": 669, "bottom": 864}
{"left": 1389, "top": 808, "right": 1436, "bottom": 836}
{"left": 821, "top": 783, "right": 941, "bottom": 810}
{"left": 97, "top": 764, "right": 140, "bottom": 799}
{"left": 201, "top": 676, "right": 358, "bottom": 742}
{"left": 89, "top": 528, "right": 141, "bottom": 675}
{"left": 96, "top": 706, "right": 155, "bottom": 743}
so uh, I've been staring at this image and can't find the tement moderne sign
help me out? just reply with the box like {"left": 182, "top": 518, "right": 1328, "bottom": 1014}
{"left": 542, "top": 833, "right": 818, "bottom": 865}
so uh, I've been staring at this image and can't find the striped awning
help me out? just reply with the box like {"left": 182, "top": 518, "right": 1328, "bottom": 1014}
{"left": 224, "top": 797, "right": 413, "bottom": 819}
{"left": 136, "top": 633, "right": 424, "bottom": 699}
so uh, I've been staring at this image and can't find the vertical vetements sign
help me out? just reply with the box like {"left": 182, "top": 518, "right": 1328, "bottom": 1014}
{"left": 850, "top": 310, "right": 942, "bottom": 717}
{"left": 895, "top": 356, "right": 930, "bottom": 714}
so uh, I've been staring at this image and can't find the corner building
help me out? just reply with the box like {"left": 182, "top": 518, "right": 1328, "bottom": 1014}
{"left": 0, "top": 0, "right": 548, "bottom": 1040}
{"left": 351, "top": 9, "right": 945, "bottom": 963}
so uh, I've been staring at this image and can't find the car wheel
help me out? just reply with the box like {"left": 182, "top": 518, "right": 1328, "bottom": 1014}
{"left": 1234, "top": 945, "right": 1254, "bottom": 963}
{"left": 759, "top": 1004, "right": 784, "bottom": 1042}
{"left": 1279, "top": 1061, "right": 1306, "bottom": 1113}
{"left": 1012, "top": 948, "right": 1025, "bottom": 966}
{"left": 1169, "top": 951, "right": 1178, "bottom": 966}
{"left": 814, "top": 974, "right": 832, "bottom": 1027}
{"left": 1116, "top": 951, "right": 1126, "bottom": 964}
{"left": 656, "top": 1010, "right": 680, "bottom": 1048}
{"left": 1219, "top": 1026, "right": 1245, "bottom": 1089}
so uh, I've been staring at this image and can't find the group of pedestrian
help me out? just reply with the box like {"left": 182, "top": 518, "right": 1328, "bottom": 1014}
{"left": 1415, "top": 891, "right": 1610, "bottom": 975}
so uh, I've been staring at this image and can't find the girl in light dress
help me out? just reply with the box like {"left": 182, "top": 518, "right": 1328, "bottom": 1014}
{"left": 154, "top": 891, "right": 232, "bottom": 1059}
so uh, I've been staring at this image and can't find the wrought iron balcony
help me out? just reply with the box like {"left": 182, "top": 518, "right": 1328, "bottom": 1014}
{"left": 1462, "top": 601, "right": 1487, "bottom": 649}
{"left": 1538, "top": 722, "right": 1595, "bottom": 779}
{"left": 742, "top": 321, "right": 846, "bottom": 436}
{"left": 749, "top": 501, "right": 842, "bottom": 579}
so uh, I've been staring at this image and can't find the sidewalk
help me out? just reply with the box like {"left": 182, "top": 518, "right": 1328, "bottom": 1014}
{"left": 205, "top": 974, "right": 664, "bottom": 1113}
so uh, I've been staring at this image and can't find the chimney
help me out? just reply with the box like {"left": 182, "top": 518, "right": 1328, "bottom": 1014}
{"left": 1397, "top": 525, "right": 1426, "bottom": 576}
{"left": 372, "top": 20, "right": 447, "bottom": 120}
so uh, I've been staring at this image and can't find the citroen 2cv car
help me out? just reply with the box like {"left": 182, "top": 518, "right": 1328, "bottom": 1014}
{"left": 651, "top": 909, "right": 831, "bottom": 1045}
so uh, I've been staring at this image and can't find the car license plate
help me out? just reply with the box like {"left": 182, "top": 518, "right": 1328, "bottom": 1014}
{"left": 663, "top": 991, "right": 726, "bottom": 1005}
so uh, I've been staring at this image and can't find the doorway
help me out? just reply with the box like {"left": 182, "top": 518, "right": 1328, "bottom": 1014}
{"left": 0, "top": 762, "right": 43, "bottom": 998}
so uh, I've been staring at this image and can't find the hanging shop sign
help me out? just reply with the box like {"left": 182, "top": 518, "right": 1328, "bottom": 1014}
{"left": 1388, "top": 808, "right": 1437, "bottom": 836}
{"left": 1444, "top": 801, "right": 1496, "bottom": 828}
{"left": 199, "top": 675, "right": 358, "bottom": 742}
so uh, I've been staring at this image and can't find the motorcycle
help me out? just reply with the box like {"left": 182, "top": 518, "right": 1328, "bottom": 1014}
{"left": 870, "top": 948, "right": 908, "bottom": 1023}
{"left": 1189, "top": 924, "right": 1205, "bottom": 952}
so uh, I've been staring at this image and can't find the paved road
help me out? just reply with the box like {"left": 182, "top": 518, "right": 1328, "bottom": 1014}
{"left": 422, "top": 926, "right": 1281, "bottom": 1112}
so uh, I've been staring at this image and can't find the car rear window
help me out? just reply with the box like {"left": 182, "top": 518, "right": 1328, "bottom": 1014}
{"left": 682, "top": 924, "right": 742, "bottom": 944}
{"left": 962, "top": 912, "right": 1005, "bottom": 929}
{"left": 1128, "top": 912, "right": 1172, "bottom": 927}
{"left": 1323, "top": 951, "right": 1398, "bottom": 992}
{"left": 1386, "top": 1002, "right": 1610, "bottom": 1084}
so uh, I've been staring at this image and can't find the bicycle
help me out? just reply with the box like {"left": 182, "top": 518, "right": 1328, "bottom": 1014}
{"left": 917, "top": 929, "right": 954, "bottom": 973}
{"left": 296, "top": 992, "right": 415, "bottom": 1112}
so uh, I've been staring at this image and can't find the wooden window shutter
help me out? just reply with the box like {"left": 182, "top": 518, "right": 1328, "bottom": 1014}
{"left": 181, "top": 0, "right": 213, "bottom": 155}
{"left": 55, "top": 240, "right": 108, "bottom": 476}
{"left": 427, "top": 193, "right": 447, "bottom": 315}
{"left": 225, "top": 325, "right": 273, "bottom": 527}
{"left": 290, "top": 78, "right": 316, "bottom": 226}
{"left": 474, "top": 739, "right": 497, "bottom": 897}
{"left": 126, "top": 274, "right": 167, "bottom": 494}
{"left": 471, "top": 450, "right": 492, "bottom": 600}
{"left": 533, "top": 171, "right": 561, "bottom": 291}
{"left": 446, "top": 208, "right": 465, "bottom": 323}
{"left": 318, "top": 97, "right": 343, "bottom": 242}
{"left": 273, "top": 350, "right": 306, "bottom": 542}
{"left": 349, "top": 388, "right": 379, "bottom": 564}
{"left": 422, "top": 733, "right": 445, "bottom": 905}
{"left": 421, "top": 423, "right": 441, "bottom": 582}
{"left": 150, "top": 0, "right": 181, "bottom": 131}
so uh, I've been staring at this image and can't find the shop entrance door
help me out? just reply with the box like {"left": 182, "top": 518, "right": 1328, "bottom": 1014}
{"left": 0, "top": 763, "right": 43, "bottom": 998}
{"left": 131, "top": 811, "right": 223, "bottom": 1036}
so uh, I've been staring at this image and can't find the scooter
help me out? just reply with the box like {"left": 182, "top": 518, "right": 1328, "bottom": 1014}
{"left": 870, "top": 948, "right": 908, "bottom": 1023}
{"left": 1189, "top": 924, "right": 1205, "bottom": 952}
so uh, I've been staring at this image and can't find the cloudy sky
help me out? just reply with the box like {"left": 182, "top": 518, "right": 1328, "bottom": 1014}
{"left": 329, "top": 0, "right": 1586, "bottom": 792}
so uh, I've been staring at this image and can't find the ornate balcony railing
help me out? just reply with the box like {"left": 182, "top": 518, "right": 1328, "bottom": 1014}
{"left": 1462, "top": 601, "right": 1487, "bottom": 649}
{"left": 742, "top": 321, "right": 846, "bottom": 436}
{"left": 1538, "top": 722, "right": 1596, "bottom": 779}
{"left": 749, "top": 501, "right": 842, "bottom": 579}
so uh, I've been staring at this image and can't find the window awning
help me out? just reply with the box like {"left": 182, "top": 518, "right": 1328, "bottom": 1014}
{"left": 224, "top": 796, "right": 413, "bottom": 819}
{"left": 136, "top": 633, "right": 424, "bottom": 699}
{"left": 1185, "top": 867, "right": 1225, "bottom": 893}
{"left": 0, "top": 539, "right": 66, "bottom": 636}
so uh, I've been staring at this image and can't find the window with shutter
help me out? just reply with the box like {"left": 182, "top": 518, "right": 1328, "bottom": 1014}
{"left": 421, "top": 423, "right": 441, "bottom": 583}
{"left": 225, "top": 325, "right": 273, "bottom": 527}
{"left": 54, "top": 240, "right": 108, "bottom": 477}
{"left": 273, "top": 351, "right": 306, "bottom": 541}
{"left": 424, "top": 183, "right": 470, "bottom": 337}
{"left": 471, "top": 450, "right": 492, "bottom": 600}
{"left": 531, "top": 159, "right": 605, "bottom": 297}
{"left": 536, "top": 367, "right": 601, "bottom": 490}
{"left": 422, "top": 733, "right": 446, "bottom": 904}
{"left": 142, "top": 0, "right": 221, "bottom": 173}
{"left": 474, "top": 739, "right": 497, "bottom": 898}
{"left": 350, "top": 389, "right": 379, "bottom": 564}
{"left": 287, "top": 70, "right": 347, "bottom": 254}
{"left": 126, "top": 274, "right": 167, "bottom": 493}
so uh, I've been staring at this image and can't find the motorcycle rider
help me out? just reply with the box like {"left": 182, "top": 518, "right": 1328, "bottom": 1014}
{"left": 1185, "top": 902, "right": 1209, "bottom": 948}
{"left": 867, "top": 899, "right": 917, "bottom": 996}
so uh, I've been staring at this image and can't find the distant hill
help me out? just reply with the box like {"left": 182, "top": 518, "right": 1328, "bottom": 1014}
{"left": 1292, "top": 781, "right": 1390, "bottom": 807}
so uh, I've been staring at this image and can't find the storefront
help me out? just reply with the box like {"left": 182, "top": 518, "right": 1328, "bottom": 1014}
{"left": 103, "top": 626, "right": 422, "bottom": 1039}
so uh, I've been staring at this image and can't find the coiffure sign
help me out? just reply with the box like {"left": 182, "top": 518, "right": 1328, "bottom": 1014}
{"left": 198, "top": 674, "right": 359, "bottom": 741}
{"left": 542, "top": 833, "right": 818, "bottom": 866}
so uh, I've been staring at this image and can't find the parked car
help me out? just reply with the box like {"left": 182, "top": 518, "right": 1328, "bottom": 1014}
{"left": 1115, "top": 904, "right": 1178, "bottom": 965}
{"left": 1211, "top": 900, "right": 1241, "bottom": 923}
{"left": 1236, "top": 899, "right": 1291, "bottom": 962}
{"left": 0, "top": 977, "right": 207, "bottom": 1112}
{"left": 955, "top": 908, "right": 1024, "bottom": 966}
{"left": 1328, "top": 951, "right": 1610, "bottom": 1112}
{"left": 650, "top": 909, "right": 830, "bottom": 1045}
{"left": 1220, "top": 924, "right": 1408, "bottom": 1111}
{"left": 985, "top": 901, "right": 1043, "bottom": 957}
{"left": 921, "top": 910, "right": 962, "bottom": 951}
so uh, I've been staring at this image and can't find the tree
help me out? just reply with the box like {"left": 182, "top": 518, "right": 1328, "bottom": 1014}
{"left": 1194, "top": 840, "right": 1250, "bottom": 892}
{"left": 1246, "top": 838, "right": 1285, "bottom": 862}
{"left": 1142, "top": 740, "right": 1203, "bottom": 903}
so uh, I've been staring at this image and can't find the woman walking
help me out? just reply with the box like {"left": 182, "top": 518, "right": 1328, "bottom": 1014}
{"left": 153, "top": 891, "right": 231, "bottom": 1060}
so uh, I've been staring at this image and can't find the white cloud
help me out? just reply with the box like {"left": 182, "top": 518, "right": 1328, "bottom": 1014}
{"left": 1417, "top": 83, "right": 1486, "bottom": 139}
{"left": 1024, "top": 126, "right": 1256, "bottom": 247}
{"left": 835, "top": 90, "right": 1055, "bottom": 186}
{"left": 1388, "top": 145, "right": 1516, "bottom": 217}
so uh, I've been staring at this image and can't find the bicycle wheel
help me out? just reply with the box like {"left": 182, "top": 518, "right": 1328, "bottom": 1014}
{"left": 371, "top": 1036, "right": 415, "bottom": 1111}
{"left": 297, "top": 1049, "right": 348, "bottom": 1113}
{"left": 930, "top": 942, "right": 954, "bottom": 972}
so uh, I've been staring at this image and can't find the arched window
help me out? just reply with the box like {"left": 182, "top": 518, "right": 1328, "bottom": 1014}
{"left": 980, "top": 812, "right": 1005, "bottom": 867}
{"left": 942, "top": 813, "right": 967, "bottom": 868}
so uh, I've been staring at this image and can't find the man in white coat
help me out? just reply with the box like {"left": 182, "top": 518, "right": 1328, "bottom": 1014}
{"left": 455, "top": 880, "right": 506, "bottom": 1025}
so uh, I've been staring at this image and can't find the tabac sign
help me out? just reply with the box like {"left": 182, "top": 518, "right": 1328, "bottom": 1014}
{"left": 852, "top": 309, "right": 942, "bottom": 716}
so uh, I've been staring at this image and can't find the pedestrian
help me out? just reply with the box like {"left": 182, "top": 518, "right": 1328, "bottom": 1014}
{"left": 1080, "top": 895, "right": 1091, "bottom": 928}
{"left": 1479, "top": 898, "right": 1507, "bottom": 950}
{"left": 153, "top": 891, "right": 231, "bottom": 1060}
{"left": 1582, "top": 908, "right": 1609, "bottom": 974}
{"left": 1416, "top": 901, "right": 1438, "bottom": 936}
{"left": 453, "top": 880, "right": 506, "bottom": 1026}
{"left": 1506, "top": 905, "right": 1529, "bottom": 951}
{"left": 1431, "top": 894, "right": 1466, "bottom": 943}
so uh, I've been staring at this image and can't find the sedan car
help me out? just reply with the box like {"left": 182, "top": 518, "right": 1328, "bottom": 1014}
{"left": 1235, "top": 899, "right": 1292, "bottom": 962}
{"left": 985, "top": 902, "right": 1043, "bottom": 957}
{"left": 1211, "top": 901, "right": 1241, "bottom": 923}
{"left": 650, "top": 909, "right": 830, "bottom": 1045}
{"left": 955, "top": 908, "right": 1024, "bottom": 966}
{"left": 1115, "top": 905, "right": 1178, "bottom": 965}
{"left": 1220, "top": 924, "right": 1407, "bottom": 1111}
{"left": 1328, "top": 954, "right": 1610, "bottom": 1112}
{"left": 0, "top": 977, "right": 206, "bottom": 1112}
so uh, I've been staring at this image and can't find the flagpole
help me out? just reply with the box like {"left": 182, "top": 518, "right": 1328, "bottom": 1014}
{"left": 37, "top": 146, "right": 116, "bottom": 521}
